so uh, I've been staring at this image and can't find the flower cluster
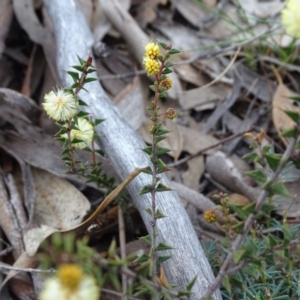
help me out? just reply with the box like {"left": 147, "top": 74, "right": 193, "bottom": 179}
{"left": 159, "top": 77, "right": 173, "bottom": 90}
{"left": 43, "top": 89, "right": 78, "bottom": 122}
{"left": 166, "top": 108, "right": 177, "bottom": 120}
{"left": 43, "top": 88, "right": 94, "bottom": 150}
{"left": 143, "top": 56, "right": 160, "bottom": 76}
{"left": 281, "top": 0, "right": 300, "bottom": 38}
{"left": 145, "top": 42, "right": 160, "bottom": 59}
{"left": 39, "top": 264, "right": 99, "bottom": 300}
{"left": 62, "top": 117, "right": 94, "bottom": 149}
{"left": 204, "top": 210, "right": 217, "bottom": 223}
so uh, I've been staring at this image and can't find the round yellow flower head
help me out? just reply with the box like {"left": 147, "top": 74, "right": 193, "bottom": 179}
{"left": 145, "top": 42, "right": 160, "bottom": 59}
{"left": 281, "top": 0, "right": 300, "bottom": 38}
{"left": 62, "top": 117, "right": 94, "bottom": 149}
{"left": 39, "top": 264, "right": 99, "bottom": 300}
{"left": 166, "top": 108, "right": 177, "bottom": 120}
{"left": 43, "top": 89, "right": 78, "bottom": 121}
{"left": 204, "top": 210, "right": 217, "bottom": 223}
{"left": 58, "top": 264, "right": 83, "bottom": 291}
{"left": 143, "top": 57, "right": 160, "bottom": 76}
{"left": 159, "top": 77, "right": 173, "bottom": 90}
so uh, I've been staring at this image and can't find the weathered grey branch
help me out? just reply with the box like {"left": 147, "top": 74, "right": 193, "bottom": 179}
{"left": 43, "top": 1, "right": 221, "bottom": 298}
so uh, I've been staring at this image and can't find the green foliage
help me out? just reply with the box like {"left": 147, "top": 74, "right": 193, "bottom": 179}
{"left": 201, "top": 93, "right": 300, "bottom": 299}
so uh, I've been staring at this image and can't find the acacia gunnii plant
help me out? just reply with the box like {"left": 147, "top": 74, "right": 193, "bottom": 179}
{"left": 40, "top": 48, "right": 198, "bottom": 299}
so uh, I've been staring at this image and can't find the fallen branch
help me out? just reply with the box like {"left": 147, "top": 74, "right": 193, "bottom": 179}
{"left": 42, "top": 1, "right": 221, "bottom": 298}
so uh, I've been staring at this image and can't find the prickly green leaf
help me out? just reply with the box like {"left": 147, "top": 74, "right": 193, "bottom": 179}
{"left": 76, "top": 54, "right": 85, "bottom": 65}
{"left": 157, "top": 55, "right": 163, "bottom": 62}
{"left": 139, "top": 235, "right": 152, "bottom": 244}
{"left": 72, "top": 65, "right": 84, "bottom": 72}
{"left": 284, "top": 110, "right": 300, "bottom": 123}
{"left": 142, "top": 146, "right": 153, "bottom": 155}
{"left": 156, "top": 183, "right": 172, "bottom": 192}
{"left": 186, "top": 275, "right": 197, "bottom": 291}
{"left": 222, "top": 275, "right": 232, "bottom": 293}
{"left": 77, "top": 111, "right": 90, "bottom": 117}
{"left": 228, "top": 204, "right": 248, "bottom": 219}
{"left": 141, "top": 166, "right": 152, "bottom": 175}
{"left": 281, "top": 128, "right": 296, "bottom": 137}
{"left": 270, "top": 182, "right": 289, "bottom": 197}
{"left": 62, "top": 156, "right": 71, "bottom": 162}
{"left": 156, "top": 243, "right": 173, "bottom": 251}
{"left": 87, "top": 67, "right": 97, "bottom": 73}
{"left": 154, "top": 135, "right": 166, "bottom": 144}
{"left": 265, "top": 153, "right": 281, "bottom": 171}
{"left": 156, "top": 256, "right": 171, "bottom": 264}
{"left": 134, "top": 253, "right": 150, "bottom": 263}
{"left": 95, "top": 149, "right": 104, "bottom": 156}
{"left": 145, "top": 208, "right": 152, "bottom": 216}
{"left": 138, "top": 185, "right": 152, "bottom": 195}
{"left": 159, "top": 42, "right": 167, "bottom": 49}
{"left": 289, "top": 94, "right": 300, "bottom": 104}
{"left": 169, "top": 48, "right": 181, "bottom": 55}
{"left": 77, "top": 99, "right": 88, "bottom": 106}
{"left": 84, "top": 77, "right": 97, "bottom": 83}
{"left": 233, "top": 248, "right": 247, "bottom": 264}
{"left": 149, "top": 85, "right": 156, "bottom": 92}
{"left": 245, "top": 169, "right": 266, "bottom": 183}
{"left": 242, "top": 152, "right": 260, "bottom": 161}
{"left": 94, "top": 118, "right": 105, "bottom": 126}
{"left": 156, "top": 159, "right": 170, "bottom": 174}
{"left": 71, "top": 82, "right": 79, "bottom": 89}
{"left": 164, "top": 61, "right": 174, "bottom": 68}
{"left": 156, "top": 209, "right": 167, "bottom": 219}
{"left": 67, "top": 71, "right": 79, "bottom": 81}
{"left": 158, "top": 92, "right": 167, "bottom": 98}
{"left": 156, "top": 146, "right": 171, "bottom": 155}
{"left": 162, "top": 68, "right": 172, "bottom": 75}
{"left": 156, "top": 129, "right": 170, "bottom": 136}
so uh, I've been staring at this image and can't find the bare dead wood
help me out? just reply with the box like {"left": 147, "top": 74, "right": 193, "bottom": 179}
{"left": 42, "top": 0, "right": 221, "bottom": 298}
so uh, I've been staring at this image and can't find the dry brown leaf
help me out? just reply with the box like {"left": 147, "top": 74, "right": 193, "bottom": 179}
{"left": 178, "top": 84, "right": 230, "bottom": 111}
{"left": 227, "top": 193, "right": 251, "bottom": 206}
{"left": 239, "top": 0, "right": 284, "bottom": 20}
{"left": 0, "top": 252, "right": 37, "bottom": 293}
{"left": 175, "top": 64, "right": 207, "bottom": 87}
{"left": 272, "top": 83, "right": 300, "bottom": 144}
{"left": 182, "top": 156, "right": 205, "bottom": 191}
{"left": 157, "top": 265, "right": 170, "bottom": 289}
{"left": 114, "top": 76, "right": 146, "bottom": 130}
{"left": 170, "top": 0, "right": 208, "bottom": 28}
{"left": 21, "top": 167, "right": 91, "bottom": 256}
{"left": 273, "top": 181, "right": 300, "bottom": 218}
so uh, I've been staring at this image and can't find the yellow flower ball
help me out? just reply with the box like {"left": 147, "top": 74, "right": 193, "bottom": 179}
{"left": 39, "top": 264, "right": 99, "bottom": 300}
{"left": 62, "top": 117, "right": 94, "bottom": 149}
{"left": 159, "top": 77, "right": 173, "bottom": 90}
{"left": 144, "top": 42, "right": 160, "bottom": 59}
{"left": 204, "top": 210, "right": 217, "bottom": 223}
{"left": 165, "top": 108, "right": 177, "bottom": 120}
{"left": 43, "top": 89, "right": 78, "bottom": 121}
{"left": 143, "top": 57, "right": 160, "bottom": 76}
{"left": 281, "top": 0, "right": 300, "bottom": 38}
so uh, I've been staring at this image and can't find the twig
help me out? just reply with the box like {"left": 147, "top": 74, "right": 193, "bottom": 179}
{"left": 199, "top": 130, "right": 299, "bottom": 299}
{"left": 167, "top": 129, "right": 253, "bottom": 168}
{"left": 118, "top": 206, "right": 128, "bottom": 300}
{"left": 0, "top": 263, "right": 55, "bottom": 274}
{"left": 196, "top": 47, "right": 241, "bottom": 91}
